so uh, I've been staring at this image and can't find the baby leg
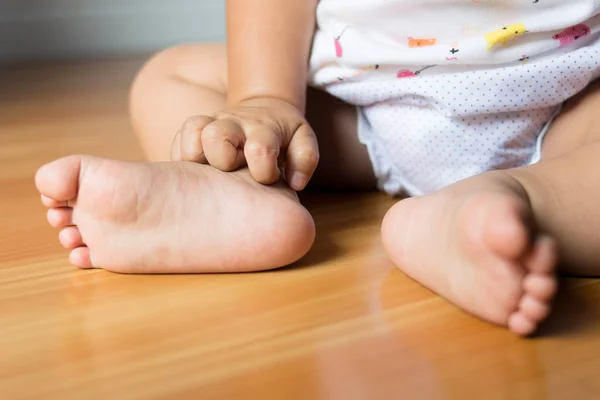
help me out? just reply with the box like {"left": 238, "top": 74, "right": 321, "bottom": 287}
{"left": 511, "top": 79, "right": 600, "bottom": 277}
{"left": 382, "top": 80, "right": 600, "bottom": 335}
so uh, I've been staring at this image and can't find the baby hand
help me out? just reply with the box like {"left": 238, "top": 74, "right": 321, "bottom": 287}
{"left": 171, "top": 97, "right": 319, "bottom": 191}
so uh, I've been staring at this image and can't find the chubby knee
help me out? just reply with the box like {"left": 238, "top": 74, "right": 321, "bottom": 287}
{"left": 138, "top": 45, "right": 197, "bottom": 77}
{"left": 130, "top": 46, "right": 190, "bottom": 100}
{"left": 129, "top": 44, "right": 226, "bottom": 114}
{"left": 134, "top": 44, "right": 225, "bottom": 87}
{"left": 129, "top": 47, "right": 177, "bottom": 117}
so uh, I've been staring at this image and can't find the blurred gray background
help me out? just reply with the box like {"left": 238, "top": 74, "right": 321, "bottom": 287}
{"left": 0, "top": 0, "right": 225, "bottom": 62}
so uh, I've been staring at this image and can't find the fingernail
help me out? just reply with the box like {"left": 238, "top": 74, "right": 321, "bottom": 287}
{"left": 290, "top": 172, "right": 308, "bottom": 190}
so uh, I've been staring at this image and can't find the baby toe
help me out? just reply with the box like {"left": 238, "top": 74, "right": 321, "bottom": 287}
{"left": 508, "top": 312, "right": 537, "bottom": 336}
{"left": 41, "top": 194, "right": 68, "bottom": 208}
{"left": 518, "top": 294, "right": 551, "bottom": 322}
{"left": 524, "top": 236, "right": 557, "bottom": 274}
{"left": 524, "top": 273, "right": 558, "bottom": 301}
{"left": 47, "top": 208, "right": 74, "bottom": 228}
{"left": 59, "top": 226, "right": 84, "bottom": 249}
{"left": 69, "top": 247, "right": 93, "bottom": 269}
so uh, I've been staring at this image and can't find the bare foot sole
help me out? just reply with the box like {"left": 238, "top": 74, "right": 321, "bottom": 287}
{"left": 36, "top": 155, "right": 315, "bottom": 273}
{"left": 381, "top": 173, "right": 558, "bottom": 336}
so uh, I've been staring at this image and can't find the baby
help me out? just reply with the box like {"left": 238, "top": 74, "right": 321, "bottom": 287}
{"left": 35, "top": 0, "right": 600, "bottom": 336}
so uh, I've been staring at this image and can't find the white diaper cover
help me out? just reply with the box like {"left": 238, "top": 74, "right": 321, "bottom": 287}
{"left": 309, "top": 0, "right": 600, "bottom": 195}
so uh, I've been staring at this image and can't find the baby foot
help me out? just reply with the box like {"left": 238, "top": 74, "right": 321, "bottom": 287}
{"left": 35, "top": 155, "right": 315, "bottom": 273}
{"left": 381, "top": 173, "right": 558, "bottom": 336}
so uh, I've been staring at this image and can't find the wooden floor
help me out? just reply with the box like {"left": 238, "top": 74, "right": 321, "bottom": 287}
{"left": 1, "top": 59, "right": 599, "bottom": 400}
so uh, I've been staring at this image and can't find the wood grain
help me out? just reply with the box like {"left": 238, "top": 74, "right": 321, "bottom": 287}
{"left": 1, "top": 59, "right": 599, "bottom": 400}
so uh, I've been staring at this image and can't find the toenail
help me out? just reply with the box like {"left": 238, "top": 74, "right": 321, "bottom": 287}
{"left": 289, "top": 172, "right": 308, "bottom": 190}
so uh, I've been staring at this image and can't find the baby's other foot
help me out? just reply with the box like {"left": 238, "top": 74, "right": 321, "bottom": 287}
{"left": 36, "top": 155, "right": 315, "bottom": 273}
{"left": 381, "top": 173, "right": 558, "bottom": 336}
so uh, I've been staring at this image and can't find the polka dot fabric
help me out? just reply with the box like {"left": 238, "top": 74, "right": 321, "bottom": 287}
{"left": 325, "top": 42, "right": 600, "bottom": 196}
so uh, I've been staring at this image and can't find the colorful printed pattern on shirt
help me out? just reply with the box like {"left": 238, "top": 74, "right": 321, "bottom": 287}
{"left": 309, "top": 0, "right": 600, "bottom": 85}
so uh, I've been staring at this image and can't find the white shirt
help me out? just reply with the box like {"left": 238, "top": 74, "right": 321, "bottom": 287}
{"left": 309, "top": 0, "right": 600, "bottom": 85}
